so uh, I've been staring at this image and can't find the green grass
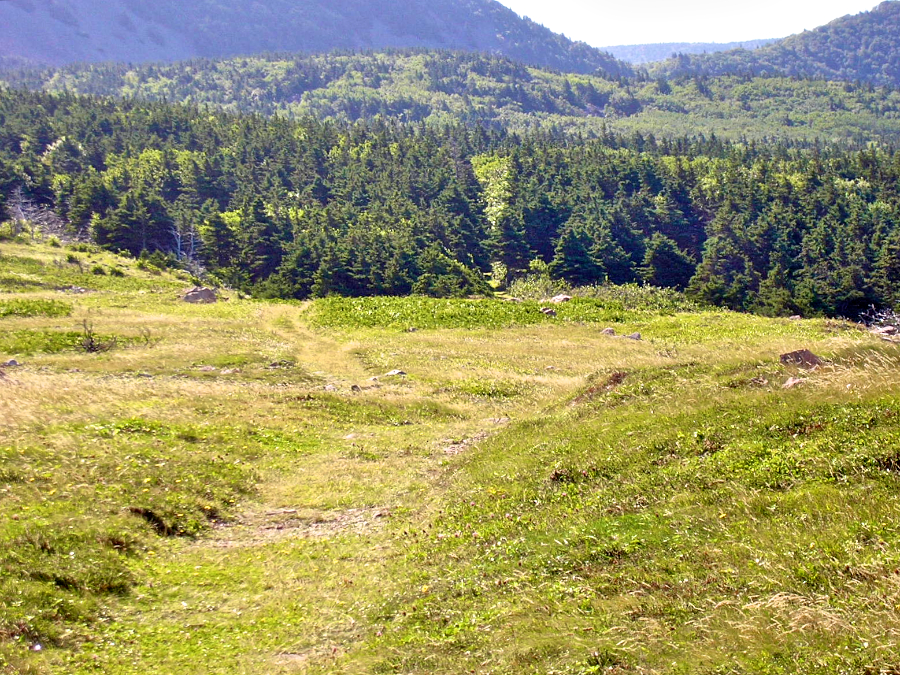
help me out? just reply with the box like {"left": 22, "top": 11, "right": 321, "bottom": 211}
{"left": 0, "top": 300, "right": 72, "bottom": 319}
{"left": 309, "top": 295, "right": 702, "bottom": 331}
{"left": 3, "top": 240, "right": 900, "bottom": 675}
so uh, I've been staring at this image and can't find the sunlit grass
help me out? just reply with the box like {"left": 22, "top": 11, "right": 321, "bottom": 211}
{"left": 2, "top": 240, "right": 900, "bottom": 674}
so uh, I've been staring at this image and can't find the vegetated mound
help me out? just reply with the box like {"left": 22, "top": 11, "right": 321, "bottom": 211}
{"left": 0, "top": 0, "right": 631, "bottom": 77}
{"left": 652, "top": 0, "right": 900, "bottom": 87}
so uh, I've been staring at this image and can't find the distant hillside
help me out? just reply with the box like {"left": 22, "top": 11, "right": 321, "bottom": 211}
{"left": 653, "top": 1, "right": 900, "bottom": 86}
{"left": 0, "top": 0, "right": 631, "bottom": 76}
{"left": 4, "top": 50, "right": 900, "bottom": 144}
{"left": 603, "top": 39, "right": 778, "bottom": 66}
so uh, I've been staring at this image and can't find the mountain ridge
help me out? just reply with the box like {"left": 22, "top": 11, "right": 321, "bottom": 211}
{"left": 602, "top": 39, "right": 778, "bottom": 66}
{"left": 0, "top": 0, "right": 631, "bottom": 76}
{"left": 651, "top": 1, "right": 900, "bottom": 86}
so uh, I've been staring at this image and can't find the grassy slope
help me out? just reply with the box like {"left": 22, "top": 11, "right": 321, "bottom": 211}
{"left": 1, "top": 239, "right": 899, "bottom": 674}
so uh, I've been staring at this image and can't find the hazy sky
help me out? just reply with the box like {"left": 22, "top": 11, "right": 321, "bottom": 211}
{"left": 497, "top": 0, "right": 883, "bottom": 47}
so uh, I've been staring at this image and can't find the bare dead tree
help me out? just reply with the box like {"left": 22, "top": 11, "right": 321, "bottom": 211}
{"left": 5, "top": 186, "right": 71, "bottom": 241}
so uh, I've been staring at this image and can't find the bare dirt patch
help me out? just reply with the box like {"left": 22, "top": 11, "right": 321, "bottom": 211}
{"left": 208, "top": 507, "right": 391, "bottom": 548}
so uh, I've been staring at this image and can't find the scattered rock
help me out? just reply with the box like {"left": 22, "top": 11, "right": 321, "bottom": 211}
{"left": 181, "top": 287, "right": 218, "bottom": 304}
{"left": 540, "top": 307, "right": 557, "bottom": 317}
{"left": 442, "top": 431, "right": 490, "bottom": 456}
{"left": 750, "top": 377, "right": 770, "bottom": 387}
{"left": 872, "top": 325, "right": 898, "bottom": 336}
{"left": 59, "top": 286, "right": 90, "bottom": 294}
{"left": 788, "top": 315, "right": 803, "bottom": 321}
{"left": 545, "top": 365, "right": 557, "bottom": 371}
{"left": 137, "top": 372, "right": 153, "bottom": 378}
{"left": 783, "top": 377, "right": 805, "bottom": 389}
{"left": 505, "top": 297, "right": 523, "bottom": 303}
{"left": 351, "top": 384, "right": 362, "bottom": 392}
{"left": 369, "top": 376, "right": 380, "bottom": 382}
{"left": 405, "top": 327, "right": 418, "bottom": 333}
{"left": 780, "top": 349, "right": 824, "bottom": 369}
{"left": 601, "top": 328, "right": 616, "bottom": 336}
{"left": 626, "top": 333, "right": 642, "bottom": 341}
{"left": 221, "top": 368, "right": 241, "bottom": 375}
{"left": 197, "top": 365, "right": 217, "bottom": 372}
{"left": 385, "top": 370, "right": 407, "bottom": 377}
{"left": 3, "top": 359, "right": 20, "bottom": 367}
{"left": 323, "top": 384, "right": 338, "bottom": 392}
{"left": 549, "top": 294, "right": 573, "bottom": 304}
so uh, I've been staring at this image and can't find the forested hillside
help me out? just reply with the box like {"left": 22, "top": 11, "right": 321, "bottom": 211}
{"left": 0, "top": 0, "right": 630, "bottom": 76}
{"left": 3, "top": 89, "right": 900, "bottom": 318}
{"left": 653, "top": 1, "right": 900, "bottom": 87}
{"left": 5, "top": 50, "right": 900, "bottom": 143}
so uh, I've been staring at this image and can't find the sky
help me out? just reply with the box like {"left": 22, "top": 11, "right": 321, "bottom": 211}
{"left": 497, "top": 0, "right": 884, "bottom": 47}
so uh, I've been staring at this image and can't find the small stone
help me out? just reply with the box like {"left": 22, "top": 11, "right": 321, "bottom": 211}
{"left": 601, "top": 328, "right": 616, "bottom": 336}
{"left": 198, "top": 365, "right": 217, "bottom": 372}
{"left": 789, "top": 315, "right": 803, "bottom": 321}
{"left": 351, "top": 384, "right": 362, "bottom": 392}
{"left": 137, "top": 372, "right": 152, "bottom": 378}
{"left": 505, "top": 297, "right": 523, "bottom": 303}
{"left": 221, "top": 368, "right": 241, "bottom": 375}
{"left": 540, "top": 307, "right": 557, "bottom": 317}
{"left": 626, "top": 333, "right": 642, "bottom": 341}
{"left": 323, "top": 384, "right": 338, "bottom": 392}
{"left": 872, "top": 325, "right": 898, "bottom": 336}
{"left": 545, "top": 366, "right": 557, "bottom": 371}
{"left": 3, "top": 359, "right": 20, "bottom": 367}
{"left": 385, "top": 370, "right": 407, "bottom": 377}
{"left": 783, "top": 377, "right": 805, "bottom": 389}
{"left": 549, "top": 294, "right": 573, "bottom": 304}
{"left": 369, "top": 376, "right": 380, "bottom": 382}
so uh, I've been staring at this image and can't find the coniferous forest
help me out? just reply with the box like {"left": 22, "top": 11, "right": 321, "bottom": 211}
{"left": 2, "top": 87, "right": 900, "bottom": 318}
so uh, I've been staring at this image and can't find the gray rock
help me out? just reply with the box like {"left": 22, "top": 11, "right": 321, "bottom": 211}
{"left": 780, "top": 349, "right": 824, "bottom": 369}
{"left": 789, "top": 315, "right": 803, "bottom": 321}
{"left": 601, "top": 328, "right": 616, "bottom": 336}
{"left": 540, "top": 307, "right": 557, "bottom": 317}
{"left": 872, "top": 325, "right": 898, "bottom": 336}
{"left": 626, "top": 333, "right": 642, "bottom": 341}
{"left": 182, "top": 287, "right": 218, "bottom": 304}
{"left": 385, "top": 370, "right": 407, "bottom": 377}
{"left": 549, "top": 294, "right": 573, "bottom": 304}
{"left": 351, "top": 384, "right": 362, "bottom": 392}
{"left": 2, "top": 359, "right": 20, "bottom": 367}
{"left": 323, "top": 384, "right": 339, "bottom": 392}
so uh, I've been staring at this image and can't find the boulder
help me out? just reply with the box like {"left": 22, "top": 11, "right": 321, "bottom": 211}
{"left": 780, "top": 349, "right": 824, "bottom": 369}
{"left": 549, "top": 294, "right": 573, "bottom": 304}
{"left": 182, "top": 287, "right": 218, "bottom": 304}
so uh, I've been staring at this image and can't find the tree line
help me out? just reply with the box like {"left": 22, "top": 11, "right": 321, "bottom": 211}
{"left": 2, "top": 89, "right": 900, "bottom": 316}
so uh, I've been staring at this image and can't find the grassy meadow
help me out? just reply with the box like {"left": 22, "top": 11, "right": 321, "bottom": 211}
{"left": 1, "top": 239, "right": 900, "bottom": 674}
